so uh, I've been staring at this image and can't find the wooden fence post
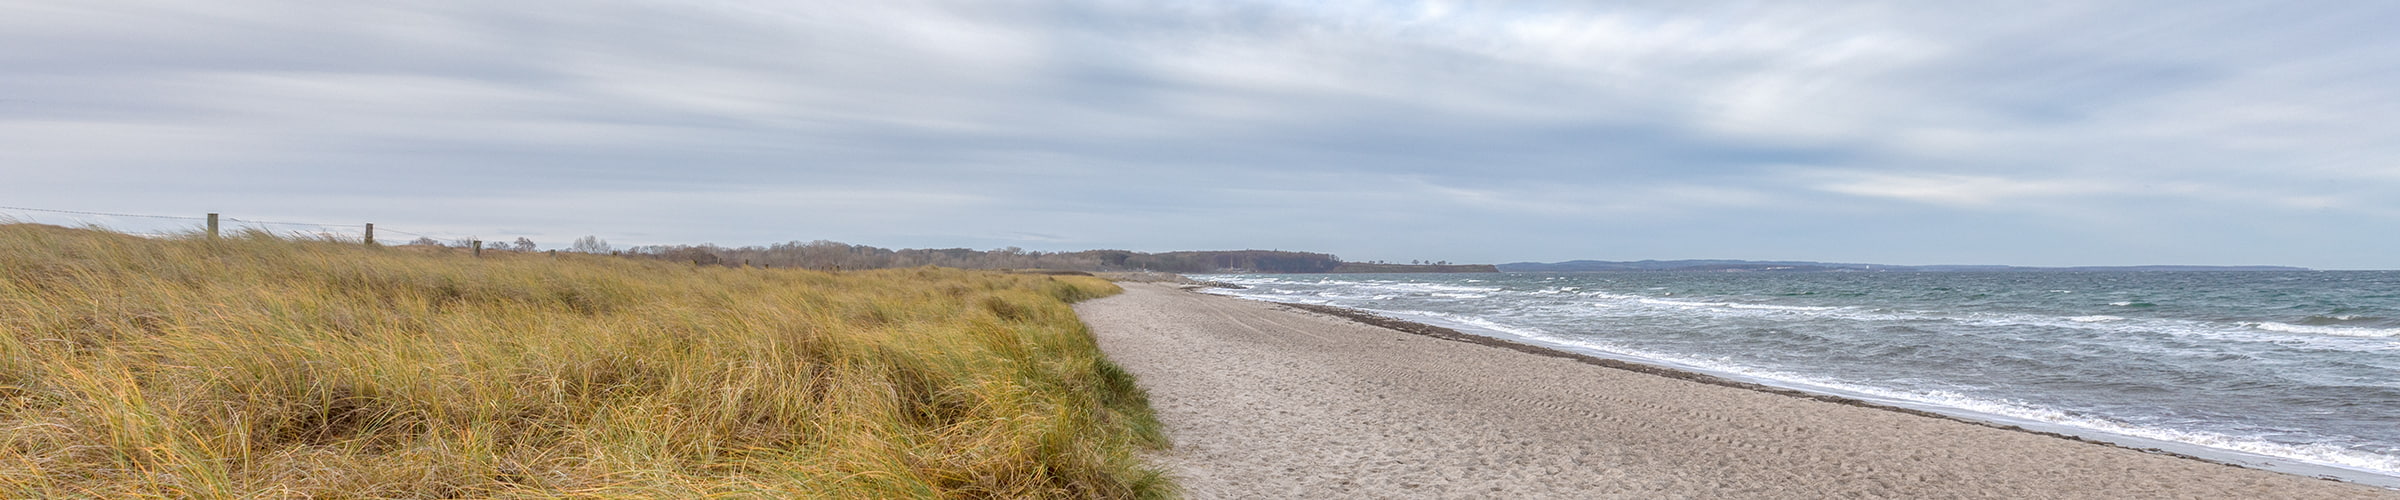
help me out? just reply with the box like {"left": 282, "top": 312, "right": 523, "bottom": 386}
{"left": 472, "top": 240, "right": 482, "bottom": 257}
{"left": 206, "top": 213, "right": 219, "bottom": 239}
{"left": 364, "top": 223, "right": 376, "bottom": 246}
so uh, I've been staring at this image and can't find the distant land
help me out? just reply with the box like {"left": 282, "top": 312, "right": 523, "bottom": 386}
{"left": 1497, "top": 259, "right": 2310, "bottom": 273}
{"left": 612, "top": 241, "right": 1502, "bottom": 274}
{"left": 554, "top": 239, "right": 2301, "bottom": 274}
{"left": 1328, "top": 262, "right": 1502, "bottom": 273}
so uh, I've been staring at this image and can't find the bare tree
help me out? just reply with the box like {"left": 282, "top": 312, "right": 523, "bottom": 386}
{"left": 511, "top": 237, "right": 537, "bottom": 252}
{"left": 570, "top": 236, "right": 610, "bottom": 254}
{"left": 408, "top": 237, "right": 440, "bottom": 246}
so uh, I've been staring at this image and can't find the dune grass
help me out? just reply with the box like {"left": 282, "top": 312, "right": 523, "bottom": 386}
{"left": 0, "top": 224, "right": 1169, "bottom": 498}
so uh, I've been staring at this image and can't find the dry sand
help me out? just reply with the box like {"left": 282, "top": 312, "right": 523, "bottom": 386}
{"left": 1077, "top": 283, "right": 2397, "bottom": 499}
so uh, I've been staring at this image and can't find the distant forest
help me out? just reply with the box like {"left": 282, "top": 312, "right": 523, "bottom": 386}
{"left": 620, "top": 241, "right": 1353, "bottom": 273}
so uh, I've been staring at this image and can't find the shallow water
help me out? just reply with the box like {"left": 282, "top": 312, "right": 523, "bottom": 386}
{"left": 1199, "top": 271, "right": 2400, "bottom": 479}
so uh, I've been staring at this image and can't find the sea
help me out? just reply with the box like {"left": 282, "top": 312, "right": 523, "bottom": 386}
{"left": 1195, "top": 271, "right": 2400, "bottom": 486}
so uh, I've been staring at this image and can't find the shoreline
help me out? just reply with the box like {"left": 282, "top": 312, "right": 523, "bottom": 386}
{"left": 1265, "top": 298, "right": 2394, "bottom": 489}
{"left": 1084, "top": 282, "right": 2396, "bottom": 498}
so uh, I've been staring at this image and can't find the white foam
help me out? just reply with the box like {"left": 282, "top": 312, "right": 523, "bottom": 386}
{"left": 1387, "top": 283, "right": 1505, "bottom": 293}
{"left": 1631, "top": 297, "right": 1842, "bottom": 312}
{"left": 1556, "top": 290, "right": 2400, "bottom": 352}
{"left": 1262, "top": 278, "right": 2400, "bottom": 350}
{"left": 2251, "top": 322, "right": 2400, "bottom": 338}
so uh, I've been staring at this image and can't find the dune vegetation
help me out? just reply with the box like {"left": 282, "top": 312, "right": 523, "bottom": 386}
{"left": 0, "top": 224, "right": 1168, "bottom": 498}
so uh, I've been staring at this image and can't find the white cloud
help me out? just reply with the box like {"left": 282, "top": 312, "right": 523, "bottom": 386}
{"left": 8, "top": 0, "right": 2400, "bottom": 267}
{"left": 1805, "top": 172, "right": 2122, "bottom": 207}
{"left": 1406, "top": 178, "right": 1774, "bottom": 217}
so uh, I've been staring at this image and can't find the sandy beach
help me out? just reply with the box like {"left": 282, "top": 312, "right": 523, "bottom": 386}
{"left": 1078, "top": 283, "right": 2397, "bottom": 499}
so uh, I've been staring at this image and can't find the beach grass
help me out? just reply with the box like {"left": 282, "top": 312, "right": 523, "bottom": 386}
{"left": 0, "top": 224, "right": 1168, "bottom": 498}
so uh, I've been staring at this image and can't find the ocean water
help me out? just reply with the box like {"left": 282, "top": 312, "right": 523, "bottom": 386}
{"left": 1197, "top": 271, "right": 2400, "bottom": 482}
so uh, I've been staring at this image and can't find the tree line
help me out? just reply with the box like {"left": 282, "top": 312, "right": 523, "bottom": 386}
{"left": 400, "top": 236, "right": 1420, "bottom": 273}
{"left": 621, "top": 240, "right": 1345, "bottom": 273}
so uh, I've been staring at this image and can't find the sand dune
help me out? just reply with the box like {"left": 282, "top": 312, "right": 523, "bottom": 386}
{"left": 1077, "top": 283, "right": 2395, "bottom": 499}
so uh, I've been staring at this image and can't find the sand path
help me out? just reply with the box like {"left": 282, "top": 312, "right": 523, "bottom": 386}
{"left": 1077, "top": 283, "right": 2394, "bottom": 499}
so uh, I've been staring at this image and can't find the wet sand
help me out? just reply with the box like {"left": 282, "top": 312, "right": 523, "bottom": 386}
{"left": 1076, "top": 283, "right": 2395, "bottom": 499}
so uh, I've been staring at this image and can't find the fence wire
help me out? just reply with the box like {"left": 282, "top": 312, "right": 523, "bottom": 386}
{"left": 0, "top": 205, "right": 484, "bottom": 245}
{"left": 0, "top": 205, "right": 209, "bottom": 221}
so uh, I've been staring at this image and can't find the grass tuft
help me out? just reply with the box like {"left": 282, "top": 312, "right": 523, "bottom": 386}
{"left": 0, "top": 224, "right": 1168, "bottom": 498}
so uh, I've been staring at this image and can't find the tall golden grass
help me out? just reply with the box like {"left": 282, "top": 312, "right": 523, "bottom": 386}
{"left": 0, "top": 224, "right": 1168, "bottom": 498}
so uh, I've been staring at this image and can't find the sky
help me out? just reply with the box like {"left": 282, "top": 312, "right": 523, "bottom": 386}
{"left": 5, "top": 1, "right": 2399, "bottom": 269}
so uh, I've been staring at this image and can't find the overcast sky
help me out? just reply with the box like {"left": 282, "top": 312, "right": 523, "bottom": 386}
{"left": 6, "top": 1, "right": 2399, "bottom": 268}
